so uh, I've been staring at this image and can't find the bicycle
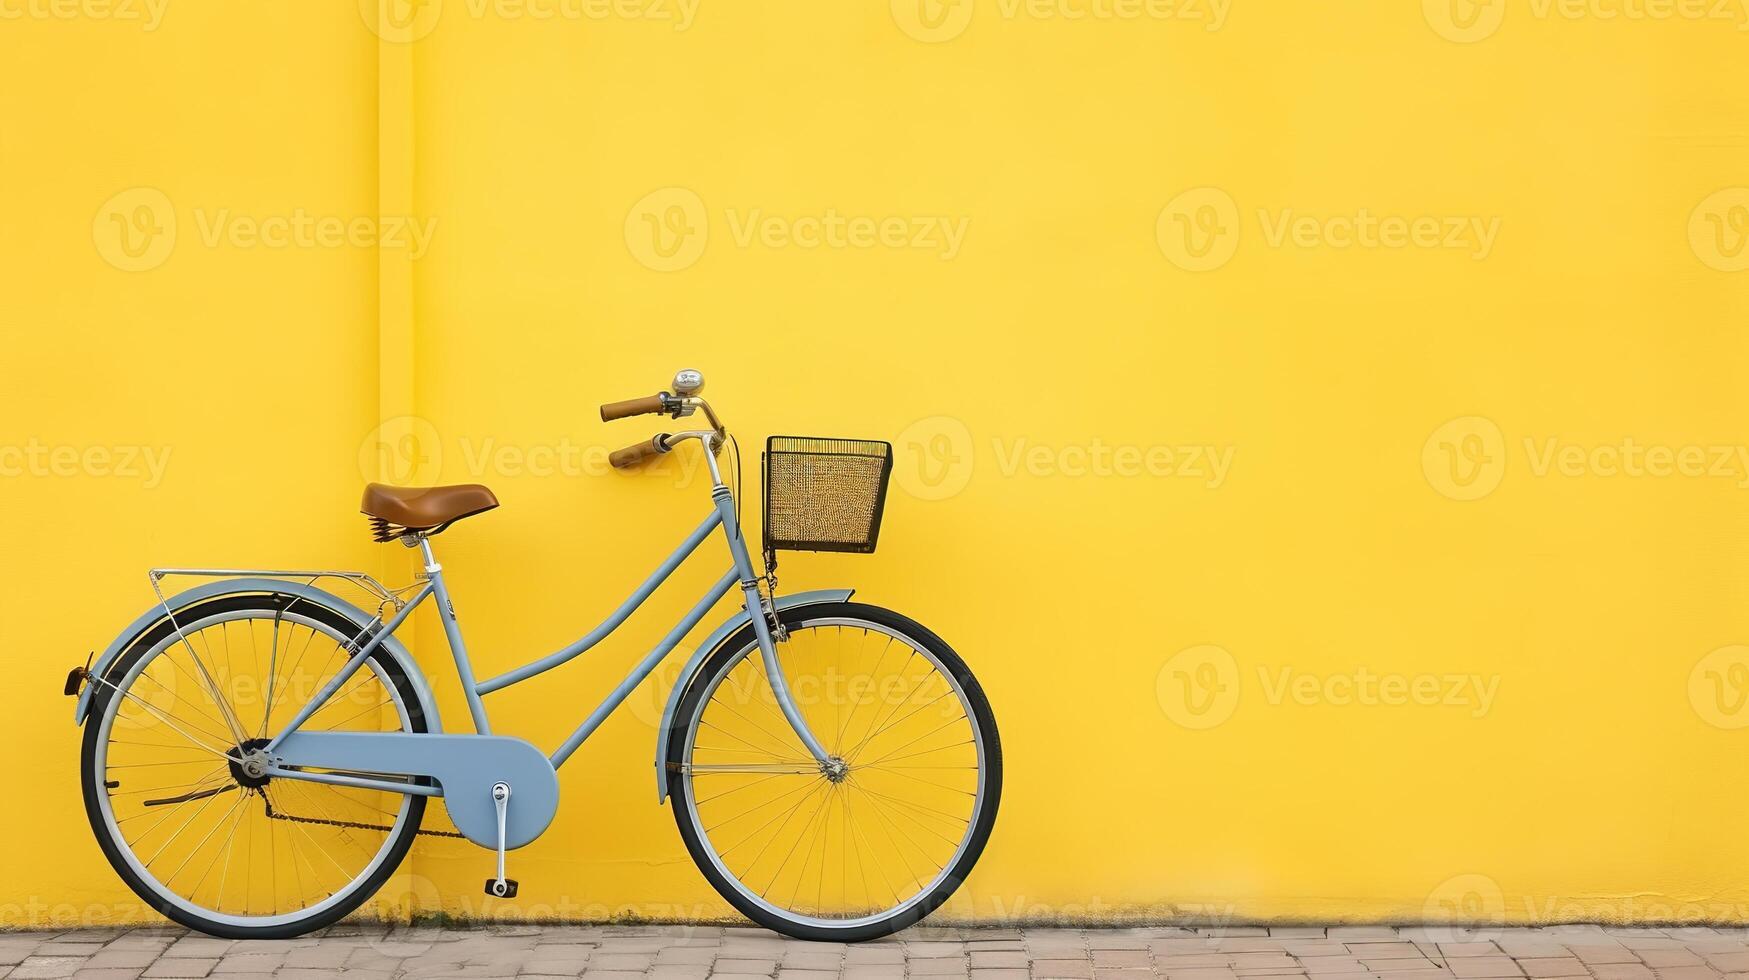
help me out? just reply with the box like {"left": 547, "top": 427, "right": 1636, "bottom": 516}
{"left": 67, "top": 370, "right": 1002, "bottom": 942}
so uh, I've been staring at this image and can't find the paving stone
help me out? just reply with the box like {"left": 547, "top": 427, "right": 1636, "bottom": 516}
{"left": 1652, "top": 968, "right": 1725, "bottom": 980}
{"left": 141, "top": 958, "right": 219, "bottom": 978}
{"left": 1447, "top": 956, "right": 1527, "bottom": 978}
{"left": 1301, "top": 958, "right": 1366, "bottom": 974}
{"left": 1031, "top": 958, "right": 1097, "bottom": 978}
{"left": 1094, "top": 952, "right": 1155, "bottom": 969}
{"left": 1361, "top": 958, "right": 1444, "bottom": 972}
{"left": 1330, "top": 929, "right": 1402, "bottom": 942}
{"left": 1516, "top": 958, "right": 1589, "bottom": 977}
{"left": 1642, "top": 953, "right": 1707, "bottom": 968}
{"left": 1350, "top": 945, "right": 1426, "bottom": 960}
{"left": 714, "top": 957, "right": 780, "bottom": 974}
{"left": 7, "top": 958, "right": 85, "bottom": 980}
{"left": 1590, "top": 966, "right": 1656, "bottom": 980}
{"left": 1576, "top": 949, "right": 1643, "bottom": 965}
{"left": 1444, "top": 944, "right": 1506, "bottom": 958}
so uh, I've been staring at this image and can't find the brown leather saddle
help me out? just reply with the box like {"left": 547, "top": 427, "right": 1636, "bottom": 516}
{"left": 361, "top": 483, "right": 499, "bottom": 542}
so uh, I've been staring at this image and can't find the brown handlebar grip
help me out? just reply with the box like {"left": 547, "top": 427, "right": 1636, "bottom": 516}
{"left": 609, "top": 436, "right": 667, "bottom": 470}
{"left": 600, "top": 394, "right": 666, "bottom": 422}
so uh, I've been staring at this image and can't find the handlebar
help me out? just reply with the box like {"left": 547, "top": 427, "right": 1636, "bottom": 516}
{"left": 609, "top": 434, "right": 669, "bottom": 470}
{"left": 599, "top": 394, "right": 668, "bottom": 422}
{"left": 601, "top": 370, "right": 726, "bottom": 473}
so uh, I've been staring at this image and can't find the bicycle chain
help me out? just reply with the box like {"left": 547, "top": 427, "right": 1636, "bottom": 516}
{"left": 261, "top": 791, "right": 467, "bottom": 839}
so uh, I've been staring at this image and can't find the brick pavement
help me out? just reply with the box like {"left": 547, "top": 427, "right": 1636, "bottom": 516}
{"left": 3, "top": 923, "right": 1748, "bottom": 979}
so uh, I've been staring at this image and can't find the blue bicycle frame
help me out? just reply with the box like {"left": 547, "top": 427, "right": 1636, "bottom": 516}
{"left": 69, "top": 440, "right": 839, "bottom": 852}
{"left": 261, "top": 483, "right": 830, "bottom": 771}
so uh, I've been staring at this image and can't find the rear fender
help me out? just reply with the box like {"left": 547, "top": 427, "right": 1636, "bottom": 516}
{"left": 73, "top": 577, "right": 441, "bottom": 732}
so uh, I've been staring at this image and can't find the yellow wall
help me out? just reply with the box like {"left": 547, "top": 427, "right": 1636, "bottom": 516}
{"left": 5, "top": 0, "right": 1749, "bottom": 929}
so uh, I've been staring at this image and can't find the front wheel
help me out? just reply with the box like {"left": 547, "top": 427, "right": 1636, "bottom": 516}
{"left": 668, "top": 602, "right": 1001, "bottom": 942}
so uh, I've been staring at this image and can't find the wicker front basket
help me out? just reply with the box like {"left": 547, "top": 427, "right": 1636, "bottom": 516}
{"left": 762, "top": 436, "right": 894, "bottom": 554}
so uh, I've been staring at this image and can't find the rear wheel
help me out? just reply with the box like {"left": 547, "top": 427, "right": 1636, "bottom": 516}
{"left": 668, "top": 602, "right": 1001, "bottom": 941}
{"left": 80, "top": 595, "right": 427, "bottom": 938}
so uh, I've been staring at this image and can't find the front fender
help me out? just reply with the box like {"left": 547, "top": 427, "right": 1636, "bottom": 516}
{"left": 654, "top": 588, "right": 853, "bottom": 802}
{"left": 74, "top": 577, "right": 442, "bottom": 733}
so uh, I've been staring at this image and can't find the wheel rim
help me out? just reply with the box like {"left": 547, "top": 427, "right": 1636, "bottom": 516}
{"left": 91, "top": 608, "right": 416, "bottom": 928}
{"left": 680, "top": 617, "right": 989, "bottom": 929}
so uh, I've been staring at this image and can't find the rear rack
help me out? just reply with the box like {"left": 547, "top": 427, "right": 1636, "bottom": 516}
{"left": 148, "top": 567, "right": 424, "bottom": 614}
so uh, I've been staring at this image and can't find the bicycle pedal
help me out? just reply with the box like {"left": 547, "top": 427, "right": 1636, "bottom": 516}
{"left": 483, "top": 878, "right": 518, "bottom": 898}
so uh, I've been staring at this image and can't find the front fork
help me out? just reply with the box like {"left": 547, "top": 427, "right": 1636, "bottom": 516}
{"left": 713, "top": 486, "right": 835, "bottom": 770}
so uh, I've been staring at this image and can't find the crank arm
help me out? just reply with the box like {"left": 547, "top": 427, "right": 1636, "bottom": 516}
{"left": 484, "top": 781, "right": 519, "bottom": 898}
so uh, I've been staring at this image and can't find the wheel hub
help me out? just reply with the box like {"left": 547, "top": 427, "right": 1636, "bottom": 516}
{"left": 822, "top": 755, "right": 849, "bottom": 783}
{"left": 229, "top": 737, "right": 274, "bottom": 789}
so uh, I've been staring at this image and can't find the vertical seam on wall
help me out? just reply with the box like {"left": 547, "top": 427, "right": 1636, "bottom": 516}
{"left": 376, "top": 27, "right": 419, "bottom": 925}
{"left": 378, "top": 36, "right": 415, "bottom": 476}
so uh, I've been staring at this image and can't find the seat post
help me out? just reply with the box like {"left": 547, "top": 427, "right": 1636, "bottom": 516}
{"left": 415, "top": 532, "right": 493, "bottom": 734}
{"left": 416, "top": 534, "right": 441, "bottom": 575}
